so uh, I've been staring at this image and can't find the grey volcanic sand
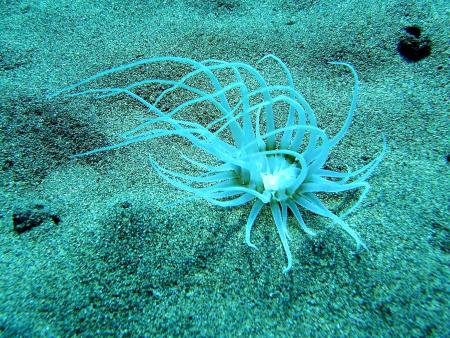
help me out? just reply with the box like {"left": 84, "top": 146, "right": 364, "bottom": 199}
{"left": 0, "top": 0, "right": 448, "bottom": 336}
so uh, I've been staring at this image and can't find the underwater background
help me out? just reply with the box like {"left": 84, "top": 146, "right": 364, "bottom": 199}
{"left": 0, "top": 0, "right": 448, "bottom": 337}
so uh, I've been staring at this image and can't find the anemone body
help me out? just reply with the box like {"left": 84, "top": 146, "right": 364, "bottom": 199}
{"left": 50, "top": 55, "right": 386, "bottom": 272}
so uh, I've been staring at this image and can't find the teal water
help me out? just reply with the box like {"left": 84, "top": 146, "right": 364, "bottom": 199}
{"left": 0, "top": 0, "right": 448, "bottom": 336}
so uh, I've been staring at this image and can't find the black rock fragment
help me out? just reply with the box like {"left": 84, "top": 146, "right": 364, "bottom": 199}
{"left": 12, "top": 202, "right": 61, "bottom": 234}
{"left": 397, "top": 25, "right": 432, "bottom": 62}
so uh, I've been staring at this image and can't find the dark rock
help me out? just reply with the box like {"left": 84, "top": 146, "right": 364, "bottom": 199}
{"left": 12, "top": 202, "right": 61, "bottom": 233}
{"left": 397, "top": 25, "right": 432, "bottom": 62}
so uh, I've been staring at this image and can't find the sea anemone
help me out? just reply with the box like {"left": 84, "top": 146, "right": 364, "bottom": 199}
{"left": 49, "top": 55, "right": 386, "bottom": 272}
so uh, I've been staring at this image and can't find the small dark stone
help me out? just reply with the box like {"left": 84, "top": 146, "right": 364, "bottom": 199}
{"left": 397, "top": 25, "right": 432, "bottom": 62}
{"left": 12, "top": 202, "right": 60, "bottom": 233}
{"left": 50, "top": 214, "right": 61, "bottom": 225}
{"left": 119, "top": 201, "right": 132, "bottom": 209}
{"left": 2, "top": 159, "right": 14, "bottom": 170}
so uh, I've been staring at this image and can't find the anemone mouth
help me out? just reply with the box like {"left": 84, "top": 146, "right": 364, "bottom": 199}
{"left": 258, "top": 155, "right": 301, "bottom": 202}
